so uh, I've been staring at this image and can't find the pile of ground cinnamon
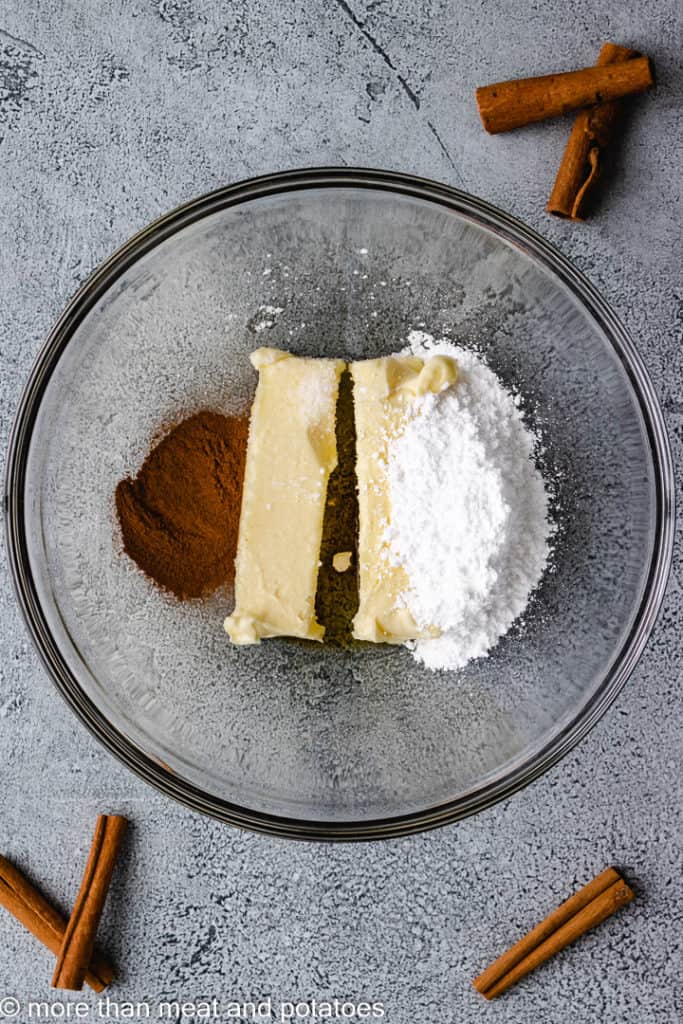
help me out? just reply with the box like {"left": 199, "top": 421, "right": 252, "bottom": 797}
{"left": 115, "top": 411, "right": 248, "bottom": 600}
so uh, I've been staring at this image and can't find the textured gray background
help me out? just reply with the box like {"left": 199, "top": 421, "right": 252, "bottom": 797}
{"left": 1, "top": 2, "right": 681, "bottom": 1022}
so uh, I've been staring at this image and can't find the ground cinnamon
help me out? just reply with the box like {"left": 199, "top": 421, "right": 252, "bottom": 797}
{"left": 116, "top": 410, "right": 248, "bottom": 600}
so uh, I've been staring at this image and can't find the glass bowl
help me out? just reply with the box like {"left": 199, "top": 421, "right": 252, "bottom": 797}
{"left": 4, "top": 168, "right": 673, "bottom": 840}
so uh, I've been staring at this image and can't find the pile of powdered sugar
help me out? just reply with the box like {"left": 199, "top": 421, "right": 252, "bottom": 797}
{"left": 386, "top": 331, "right": 553, "bottom": 671}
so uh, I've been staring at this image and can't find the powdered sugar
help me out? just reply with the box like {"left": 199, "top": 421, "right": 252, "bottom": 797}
{"left": 248, "top": 305, "right": 284, "bottom": 334}
{"left": 386, "top": 332, "right": 553, "bottom": 671}
{"left": 298, "top": 361, "right": 343, "bottom": 428}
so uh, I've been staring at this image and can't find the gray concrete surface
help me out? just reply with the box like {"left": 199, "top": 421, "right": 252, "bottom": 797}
{"left": 1, "top": 2, "right": 681, "bottom": 1021}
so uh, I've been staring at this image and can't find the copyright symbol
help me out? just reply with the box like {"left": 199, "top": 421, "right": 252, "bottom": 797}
{"left": 0, "top": 997, "right": 20, "bottom": 1018}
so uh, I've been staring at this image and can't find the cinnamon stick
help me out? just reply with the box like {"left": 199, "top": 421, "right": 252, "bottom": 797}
{"left": 476, "top": 57, "right": 653, "bottom": 134}
{"left": 473, "top": 869, "right": 634, "bottom": 1000}
{"left": 0, "top": 856, "right": 114, "bottom": 992}
{"left": 547, "top": 43, "right": 640, "bottom": 219}
{"left": 52, "top": 815, "right": 127, "bottom": 991}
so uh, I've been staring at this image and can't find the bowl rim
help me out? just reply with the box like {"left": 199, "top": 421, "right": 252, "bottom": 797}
{"left": 4, "top": 166, "right": 675, "bottom": 841}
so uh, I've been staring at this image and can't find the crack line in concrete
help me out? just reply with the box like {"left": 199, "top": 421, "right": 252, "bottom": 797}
{"left": 332, "top": 0, "right": 419, "bottom": 110}
{"left": 331, "top": 0, "right": 464, "bottom": 184}
{"left": 426, "top": 119, "right": 463, "bottom": 183}
{"left": 0, "top": 27, "right": 45, "bottom": 58}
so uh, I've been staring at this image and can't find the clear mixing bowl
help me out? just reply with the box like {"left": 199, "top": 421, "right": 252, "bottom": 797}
{"left": 4, "top": 169, "right": 673, "bottom": 840}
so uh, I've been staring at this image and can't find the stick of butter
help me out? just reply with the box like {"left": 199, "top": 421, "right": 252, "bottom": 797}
{"left": 350, "top": 354, "right": 457, "bottom": 643}
{"left": 225, "top": 348, "right": 345, "bottom": 645}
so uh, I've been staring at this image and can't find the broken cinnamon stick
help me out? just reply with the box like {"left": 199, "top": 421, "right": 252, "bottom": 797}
{"left": 0, "top": 856, "right": 114, "bottom": 992}
{"left": 473, "top": 868, "right": 634, "bottom": 999}
{"left": 52, "top": 815, "right": 127, "bottom": 991}
{"left": 476, "top": 57, "right": 653, "bottom": 134}
{"left": 547, "top": 43, "right": 640, "bottom": 219}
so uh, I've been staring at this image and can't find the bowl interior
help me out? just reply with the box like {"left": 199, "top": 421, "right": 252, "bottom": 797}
{"left": 20, "top": 182, "right": 661, "bottom": 827}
